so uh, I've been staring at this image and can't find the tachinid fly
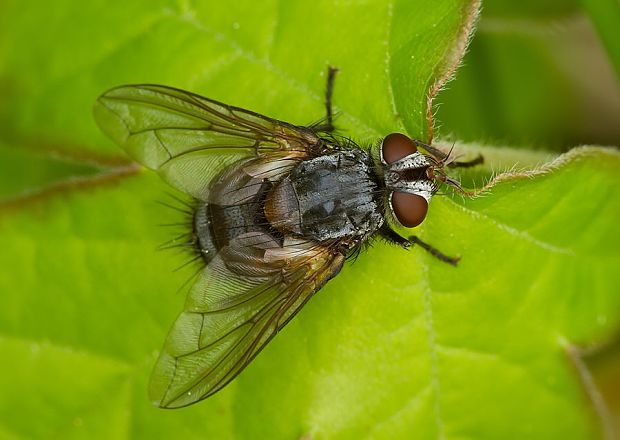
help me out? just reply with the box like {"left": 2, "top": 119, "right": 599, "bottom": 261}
{"left": 93, "top": 68, "right": 482, "bottom": 408}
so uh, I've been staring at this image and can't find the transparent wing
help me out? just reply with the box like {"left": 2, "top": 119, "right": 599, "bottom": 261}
{"left": 148, "top": 234, "right": 345, "bottom": 408}
{"left": 93, "top": 84, "right": 321, "bottom": 200}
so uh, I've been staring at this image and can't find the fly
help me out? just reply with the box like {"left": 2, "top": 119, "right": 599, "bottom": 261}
{"left": 93, "top": 67, "right": 482, "bottom": 408}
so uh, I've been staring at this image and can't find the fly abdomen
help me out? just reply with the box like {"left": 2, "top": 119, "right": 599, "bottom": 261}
{"left": 193, "top": 162, "right": 281, "bottom": 263}
{"left": 194, "top": 202, "right": 218, "bottom": 263}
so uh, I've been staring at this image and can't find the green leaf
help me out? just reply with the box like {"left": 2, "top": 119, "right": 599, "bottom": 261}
{"left": 1, "top": 1, "right": 619, "bottom": 439}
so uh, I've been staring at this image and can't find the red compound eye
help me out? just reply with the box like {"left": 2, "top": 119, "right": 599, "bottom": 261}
{"left": 381, "top": 133, "right": 417, "bottom": 164}
{"left": 391, "top": 192, "right": 428, "bottom": 228}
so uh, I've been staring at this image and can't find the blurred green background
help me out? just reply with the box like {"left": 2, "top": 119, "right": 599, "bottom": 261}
{"left": 438, "top": 0, "right": 620, "bottom": 151}
{"left": 1, "top": 0, "right": 619, "bottom": 438}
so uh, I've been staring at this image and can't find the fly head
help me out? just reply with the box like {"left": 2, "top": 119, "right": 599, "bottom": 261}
{"left": 379, "top": 133, "right": 462, "bottom": 229}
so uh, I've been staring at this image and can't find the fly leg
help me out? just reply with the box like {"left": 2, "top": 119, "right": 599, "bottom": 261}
{"left": 324, "top": 66, "right": 339, "bottom": 132}
{"left": 413, "top": 139, "right": 484, "bottom": 168}
{"left": 408, "top": 235, "right": 460, "bottom": 266}
{"left": 379, "top": 226, "right": 460, "bottom": 266}
{"left": 448, "top": 154, "right": 484, "bottom": 169}
{"left": 312, "top": 66, "right": 339, "bottom": 133}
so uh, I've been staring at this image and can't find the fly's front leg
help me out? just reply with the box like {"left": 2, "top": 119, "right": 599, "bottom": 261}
{"left": 413, "top": 139, "right": 484, "bottom": 168}
{"left": 408, "top": 236, "right": 460, "bottom": 266}
{"left": 379, "top": 226, "right": 460, "bottom": 266}
{"left": 379, "top": 225, "right": 411, "bottom": 248}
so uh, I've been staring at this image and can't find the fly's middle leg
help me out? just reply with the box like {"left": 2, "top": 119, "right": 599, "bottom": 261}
{"left": 324, "top": 66, "right": 339, "bottom": 132}
{"left": 309, "top": 66, "right": 339, "bottom": 133}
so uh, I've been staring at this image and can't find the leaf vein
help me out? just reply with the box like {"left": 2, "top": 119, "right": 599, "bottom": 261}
{"left": 422, "top": 266, "right": 445, "bottom": 439}
{"left": 446, "top": 198, "right": 575, "bottom": 256}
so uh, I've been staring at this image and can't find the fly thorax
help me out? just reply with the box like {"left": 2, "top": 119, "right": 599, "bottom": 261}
{"left": 265, "top": 151, "right": 384, "bottom": 241}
